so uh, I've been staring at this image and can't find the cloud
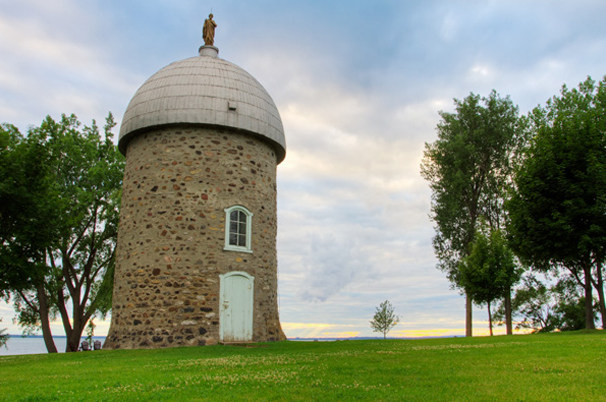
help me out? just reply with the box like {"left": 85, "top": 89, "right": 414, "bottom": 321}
{"left": 0, "top": 1, "right": 145, "bottom": 130}
{"left": 297, "top": 233, "right": 369, "bottom": 302}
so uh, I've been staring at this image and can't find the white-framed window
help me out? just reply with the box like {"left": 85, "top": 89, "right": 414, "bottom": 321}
{"left": 224, "top": 205, "right": 253, "bottom": 253}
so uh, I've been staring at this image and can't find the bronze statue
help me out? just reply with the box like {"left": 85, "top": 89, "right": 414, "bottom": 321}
{"left": 203, "top": 14, "right": 217, "bottom": 46}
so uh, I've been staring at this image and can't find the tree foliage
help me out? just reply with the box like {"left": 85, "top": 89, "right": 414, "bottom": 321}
{"left": 0, "top": 124, "right": 56, "bottom": 295}
{"left": 458, "top": 230, "right": 520, "bottom": 335}
{"left": 0, "top": 114, "right": 124, "bottom": 352}
{"left": 370, "top": 300, "right": 399, "bottom": 339}
{"left": 507, "top": 76, "right": 606, "bottom": 329}
{"left": 421, "top": 90, "right": 526, "bottom": 335}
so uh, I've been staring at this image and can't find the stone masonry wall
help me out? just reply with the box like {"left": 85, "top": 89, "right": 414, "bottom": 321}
{"left": 104, "top": 126, "right": 285, "bottom": 349}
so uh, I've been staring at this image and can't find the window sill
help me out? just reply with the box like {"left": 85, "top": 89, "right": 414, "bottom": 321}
{"left": 223, "top": 246, "right": 253, "bottom": 254}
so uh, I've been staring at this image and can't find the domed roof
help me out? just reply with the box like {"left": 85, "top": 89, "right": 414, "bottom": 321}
{"left": 118, "top": 46, "right": 286, "bottom": 163}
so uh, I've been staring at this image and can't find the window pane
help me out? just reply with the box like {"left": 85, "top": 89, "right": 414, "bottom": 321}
{"left": 230, "top": 221, "right": 238, "bottom": 233}
{"left": 229, "top": 233, "right": 238, "bottom": 246}
{"left": 230, "top": 211, "right": 239, "bottom": 222}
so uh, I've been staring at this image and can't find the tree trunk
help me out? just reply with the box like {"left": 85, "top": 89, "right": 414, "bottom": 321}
{"left": 57, "top": 308, "right": 90, "bottom": 352}
{"left": 66, "top": 308, "right": 86, "bottom": 352}
{"left": 505, "top": 287, "right": 513, "bottom": 335}
{"left": 487, "top": 301, "right": 493, "bottom": 336}
{"left": 67, "top": 329, "right": 83, "bottom": 352}
{"left": 57, "top": 290, "right": 76, "bottom": 352}
{"left": 466, "top": 294, "right": 473, "bottom": 337}
{"left": 65, "top": 324, "right": 79, "bottom": 352}
{"left": 593, "top": 264, "right": 606, "bottom": 329}
{"left": 583, "top": 263, "right": 595, "bottom": 330}
{"left": 36, "top": 283, "right": 57, "bottom": 353}
{"left": 60, "top": 295, "right": 89, "bottom": 352}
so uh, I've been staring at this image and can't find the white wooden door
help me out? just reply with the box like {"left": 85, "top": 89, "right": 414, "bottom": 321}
{"left": 219, "top": 271, "right": 254, "bottom": 342}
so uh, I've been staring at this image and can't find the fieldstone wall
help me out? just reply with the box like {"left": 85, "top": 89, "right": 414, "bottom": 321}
{"left": 104, "top": 126, "right": 285, "bottom": 349}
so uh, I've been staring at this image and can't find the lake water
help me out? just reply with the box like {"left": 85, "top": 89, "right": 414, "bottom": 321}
{"left": 0, "top": 336, "right": 106, "bottom": 356}
{"left": 0, "top": 336, "right": 399, "bottom": 356}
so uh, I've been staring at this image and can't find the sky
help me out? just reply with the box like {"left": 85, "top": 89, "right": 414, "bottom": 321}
{"left": 1, "top": 0, "right": 605, "bottom": 340}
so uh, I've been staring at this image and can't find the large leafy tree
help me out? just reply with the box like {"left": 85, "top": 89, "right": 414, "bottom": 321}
{"left": 507, "top": 77, "right": 606, "bottom": 329}
{"left": 0, "top": 114, "right": 124, "bottom": 352}
{"left": 0, "top": 122, "right": 60, "bottom": 351}
{"left": 421, "top": 91, "right": 526, "bottom": 336}
{"left": 458, "top": 230, "right": 520, "bottom": 335}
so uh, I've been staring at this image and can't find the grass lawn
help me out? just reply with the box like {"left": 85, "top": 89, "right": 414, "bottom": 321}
{"left": 0, "top": 331, "right": 604, "bottom": 401}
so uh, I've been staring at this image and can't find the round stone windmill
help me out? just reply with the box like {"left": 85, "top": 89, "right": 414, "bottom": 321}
{"left": 104, "top": 17, "right": 286, "bottom": 349}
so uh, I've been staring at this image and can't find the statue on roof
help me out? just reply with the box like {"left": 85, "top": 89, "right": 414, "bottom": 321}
{"left": 203, "top": 14, "right": 217, "bottom": 46}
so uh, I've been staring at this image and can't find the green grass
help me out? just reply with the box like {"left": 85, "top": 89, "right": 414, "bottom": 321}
{"left": 1, "top": 331, "right": 605, "bottom": 401}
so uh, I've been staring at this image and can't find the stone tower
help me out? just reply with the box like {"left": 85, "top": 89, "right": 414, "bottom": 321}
{"left": 104, "top": 35, "right": 286, "bottom": 349}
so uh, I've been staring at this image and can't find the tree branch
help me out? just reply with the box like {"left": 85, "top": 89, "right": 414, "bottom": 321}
{"left": 16, "top": 289, "right": 39, "bottom": 313}
{"left": 56, "top": 289, "right": 72, "bottom": 336}
{"left": 66, "top": 213, "right": 95, "bottom": 259}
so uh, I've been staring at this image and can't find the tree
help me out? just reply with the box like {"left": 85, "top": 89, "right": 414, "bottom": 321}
{"left": 0, "top": 114, "right": 124, "bottom": 352}
{"left": 421, "top": 91, "right": 526, "bottom": 336}
{"left": 370, "top": 300, "right": 399, "bottom": 339}
{"left": 548, "top": 276, "right": 596, "bottom": 331}
{"left": 0, "top": 122, "right": 61, "bottom": 352}
{"left": 494, "top": 275, "right": 558, "bottom": 332}
{"left": 553, "top": 300, "right": 588, "bottom": 332}
{"left": 495, "top": 273, "right": 596, "bottom": 332}
{"left": 507, "top": 76, "right": 606, "bottom": 329}
{"left": 458, "top": 230, "right": 520, "bottom": 335}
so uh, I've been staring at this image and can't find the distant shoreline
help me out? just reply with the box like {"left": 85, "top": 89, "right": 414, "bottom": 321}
{"left": 4, "top": 335, "right": 452, "bottom": 341}
{"left": 4, "top": 335, "right": 107, "bottom": 339}
{"left": 0, "top": 335, "right": 459, "bottom": 356}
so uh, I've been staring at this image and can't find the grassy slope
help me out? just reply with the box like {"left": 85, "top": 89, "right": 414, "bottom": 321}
{"left": 0, "top": 331, "right": 604, "bottom": 401}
